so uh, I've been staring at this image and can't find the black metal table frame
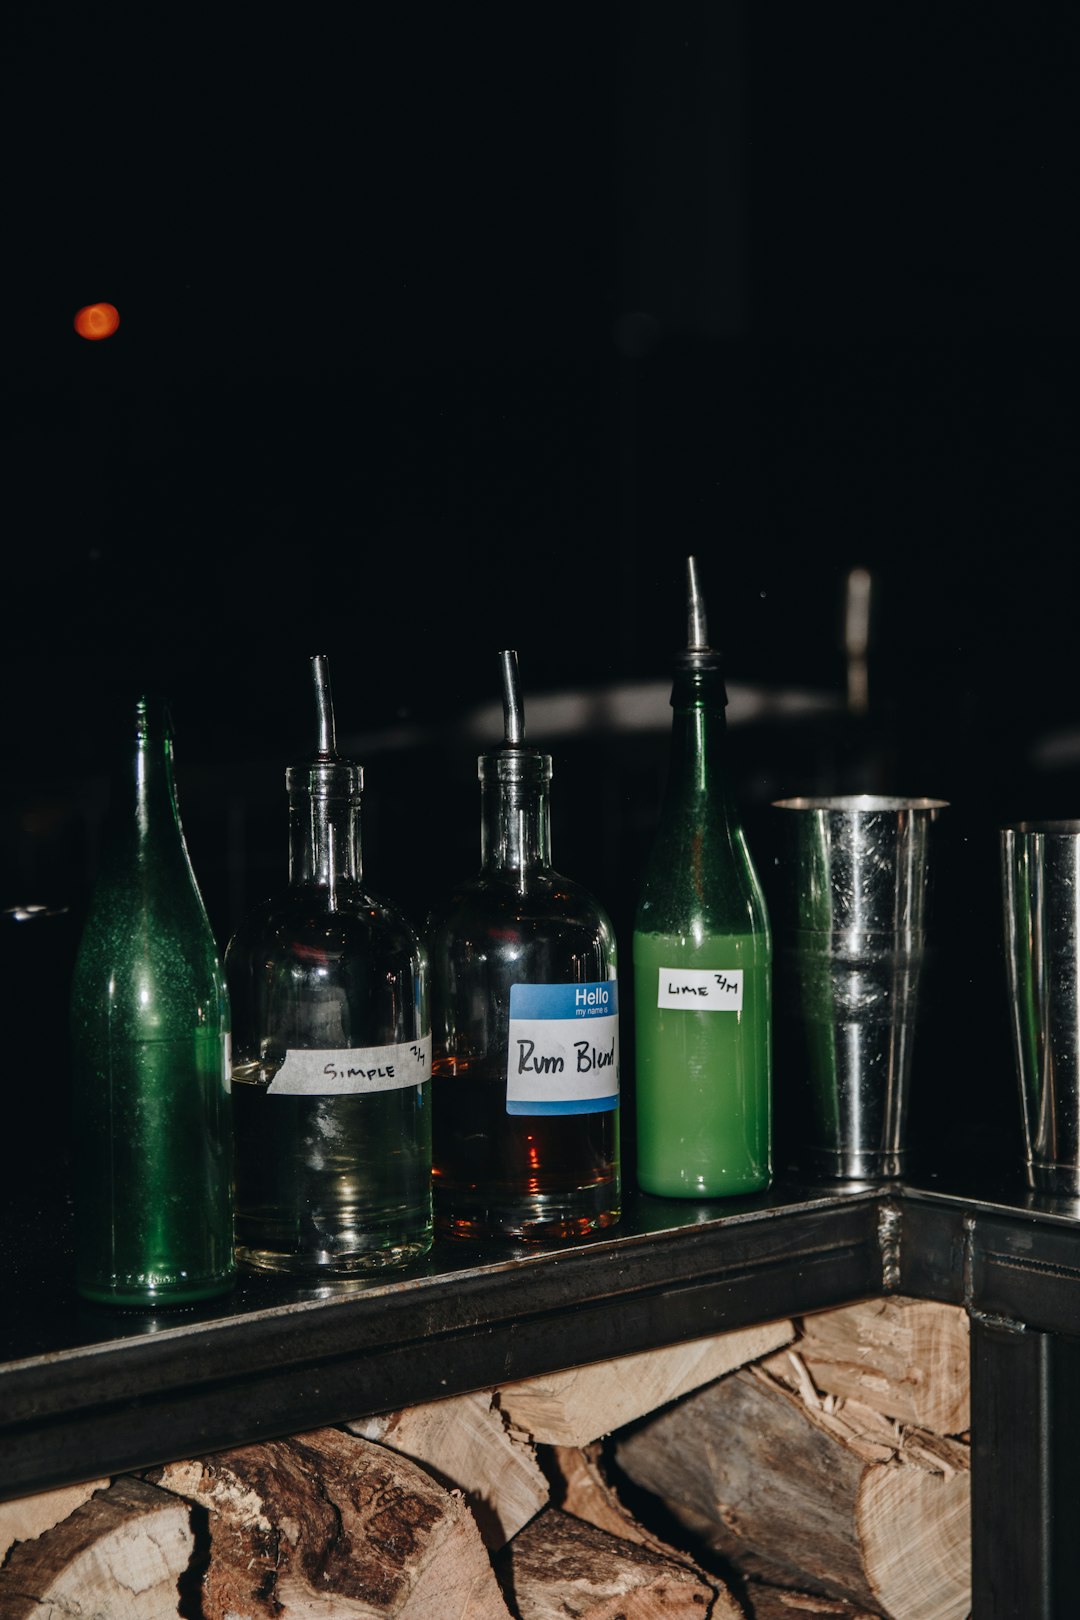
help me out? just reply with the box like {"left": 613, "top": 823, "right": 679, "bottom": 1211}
{"left": 3, "top": 1177, "right": 1078, "bottom": 1618}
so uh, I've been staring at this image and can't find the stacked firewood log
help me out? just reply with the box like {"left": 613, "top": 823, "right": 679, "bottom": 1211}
{"left": 0, "top": 1299, "right": 969, "bottom": 1620}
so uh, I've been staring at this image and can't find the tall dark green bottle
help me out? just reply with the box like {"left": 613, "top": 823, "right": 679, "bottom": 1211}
{"left": 633, "top": 558, "right": 772, "bottom": 1198}
{"left": 70, "top": 697, "right": 235, "bottom": 1305}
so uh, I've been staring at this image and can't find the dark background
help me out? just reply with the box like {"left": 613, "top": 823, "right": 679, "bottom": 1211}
{"left": 4, "top": 2, "right": 1080, "bottom": 1171}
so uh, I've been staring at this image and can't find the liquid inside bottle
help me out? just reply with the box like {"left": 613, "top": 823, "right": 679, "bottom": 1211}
{"left": 633, "top": 929, "right": 771, "bottom": 1196}
{"left": 429, "top": 652, "right": 621, "bottom": 1241}
{"left": 633, "top": 558, "right": 773, "bottom": 1198}
{"left": 226, "top": 657, "right": 432, "bottom": 1275}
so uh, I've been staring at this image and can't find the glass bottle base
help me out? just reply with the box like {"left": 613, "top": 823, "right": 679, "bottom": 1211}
{"left": 76, "top": 1270, "right": 236, "bottom": 1308}
{"left": 236, "top": 1234, "right": 432, "bottom": 1276}
{"left": 435, "top": 1185, "right": 621, "bottom": 1243}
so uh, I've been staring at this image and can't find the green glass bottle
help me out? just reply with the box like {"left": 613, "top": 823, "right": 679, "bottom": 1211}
{"left": 70, "top": 697, "right": 235, "bottom": 1305}
{"left": 633, "top": 558, "right": 772, "bottom": 1198}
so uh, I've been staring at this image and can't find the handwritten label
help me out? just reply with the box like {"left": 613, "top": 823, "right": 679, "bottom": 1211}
{"left": 267, "top": 1036, "right": 432, "bottom": 1096}
{"left": 656, "top": 968, "right": 743, "bottom": 1012}
{"left": 506, "top": 981, "right": 620, "bottom": 1115}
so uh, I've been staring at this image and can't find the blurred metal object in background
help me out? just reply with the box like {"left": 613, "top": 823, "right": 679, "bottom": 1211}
{"left": 843, "top": 566, "right": 872, "bottom": 716}
{"left": 448, "top": 679, "right": 843, "bottom": 748}
{"left": 1002, "top": 821, "right": 1080, "bottom": 1198}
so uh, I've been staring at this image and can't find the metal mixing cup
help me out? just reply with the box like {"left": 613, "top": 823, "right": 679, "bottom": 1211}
{"left": 1001, "top": 821, "right": 1080, "bottom": 1197}
{"left": 771, "top": 795, "right": 948, "bottom": 1180}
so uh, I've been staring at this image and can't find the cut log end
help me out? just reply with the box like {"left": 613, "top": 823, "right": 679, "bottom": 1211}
{"left": 615, "top": 1360, "right": 971, "bottom": 1618}
{"left": 154, "top": 1426, "right": 513, "bottom": 1620}
{"left": 0, "top": 1477, "right": 194, "bottom": 1620}
{"left": 0, "top": 1477, "right": 111, "bottom": 1564}
{"left": 498, "top": 1506, "right": 729, "bottom": 1620}
{"left": 346, "top": 1388, "right": 549, "bottom": 1550}
{"left": 789, "top": 1299, "right": 970, "bottom": 1436}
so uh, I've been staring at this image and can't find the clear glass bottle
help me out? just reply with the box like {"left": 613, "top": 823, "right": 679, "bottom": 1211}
{"left": 428, "top": 651, "right": 621, "bottom": 1242}
{"left": 226, "top": 656, "right": 432, "bottom": 1275}
{"left": 70, "top": 696, "right": 235, "bottom": 1306}
{"left": 633, "top": 557, "right": 773, "bottom": 1197}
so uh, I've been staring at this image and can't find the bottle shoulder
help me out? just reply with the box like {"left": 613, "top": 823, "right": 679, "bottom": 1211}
{"left": 75, "top": 873, "right": 222, "bottom": 980}
{"left": 636, "top": 816, "right": 771, "bottom": 938}
{"left": 71, "top": 917, "right": 227, "bottom": 1031}
{"left": 427, "top": 868, "right": 615, "bottom": 937}
{"left": 224, "top": 883, "right": 428, "bottom": 1054}
{"left": 227, "top": 885, "right": 424, "bottom": 961}
{"left": 425, "top": 873, "right": 618, "bottom": 999}
{"left": 73, "top": 925, "right": 225, "bottom": 995}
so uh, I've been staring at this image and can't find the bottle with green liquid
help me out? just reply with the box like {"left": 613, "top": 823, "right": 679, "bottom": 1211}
{"left": 633, "top": 557, "right": 772, "bottom": 1197}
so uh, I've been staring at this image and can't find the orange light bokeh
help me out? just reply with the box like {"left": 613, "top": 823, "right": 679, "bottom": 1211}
{"left": 74, "top": 302, "right": 121, "bottom": 341}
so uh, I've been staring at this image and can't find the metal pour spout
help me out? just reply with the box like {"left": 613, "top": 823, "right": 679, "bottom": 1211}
{"left": 287, "top": 654, "right": 361, "bottom": 802}
{"left": 677, "top": 556, "right": 725, "bottom": 697}
{"left": 500, "top": 649, "right": 525, "bottom": 746}
{"left": 311, "top": 654, "right": 337, "bottom": 758}
{"left": 687, "top": 555, "right": 709, "bottom": 651}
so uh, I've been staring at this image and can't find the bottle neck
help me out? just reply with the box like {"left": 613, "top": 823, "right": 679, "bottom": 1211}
{"left": 106, "top": 701, "right": 186, "bottom": 862}
{"left": 133, "top": 728, "right": 182, "bottom": 840}
{"left": 662, "top": 665, "right": 738, "bottom": 814}
{"left": 288, "top": 791, "right": 362, "bottom": 901}
{"left": 635, "top": 662, "right": 769, "bottom": 937}
{"left": 479, "top": 751, "right": 553, "bottom": 879}
{"left": 96, "top": 700, "right": 209, "bottom": 922}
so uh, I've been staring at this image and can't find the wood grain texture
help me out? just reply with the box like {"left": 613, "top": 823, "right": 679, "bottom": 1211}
{"left": 789, "top": 1300, "right": 969, "bottom": 1437}
{"left": 0, "top": 1476, "right": 193, "bottom": 1619}
{"left": 153, "top": 1426, "right": 512, "bottom": 1620}
{"left": 856, "top": 1465, "right": 970, "bottom": 1620}
{"left": 614, "top": 1366, "right": 971, "bottom": 1619}
{"left": 496, "top": 1320, "right": 795, "bottom": 1445}
{"left": 498, "top": 1506, "right": 731, "bottom": 1620}
{"left": 549, "top": 1443, "right": 745, "bottom": 1620}
{"left": 347, "top": 1388, "right": 548, "bottom": 1550}
{"left": 743, "top": 1587, "right": 882, "bottom": 1619}
{"left": 0, "top": 1477, "right": 111, "bottom": 1562}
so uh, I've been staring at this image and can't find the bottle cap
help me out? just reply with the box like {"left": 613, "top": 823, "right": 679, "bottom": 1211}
{"left": 286, "top": 655, "right": 363, "bottom": 796}
{"left": 478, "top": 650, "right": 552, "bottom": 784}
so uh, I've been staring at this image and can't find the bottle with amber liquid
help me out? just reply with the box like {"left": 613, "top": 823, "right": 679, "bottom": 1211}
{"left": 226, "top": 655, "right": 432, "bottom": 1275}
{"left": 428, "top": 651, "right": 621, "bottom": 1241}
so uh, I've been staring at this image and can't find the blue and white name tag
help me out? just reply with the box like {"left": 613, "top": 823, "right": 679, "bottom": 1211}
{"left": 506, "top": 981, "right": 620, "bottom": 1116}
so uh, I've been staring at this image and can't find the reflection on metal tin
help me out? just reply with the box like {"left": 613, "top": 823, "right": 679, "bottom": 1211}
{"left": 773, "top": 796, "right": 947, "bottom": 1181}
